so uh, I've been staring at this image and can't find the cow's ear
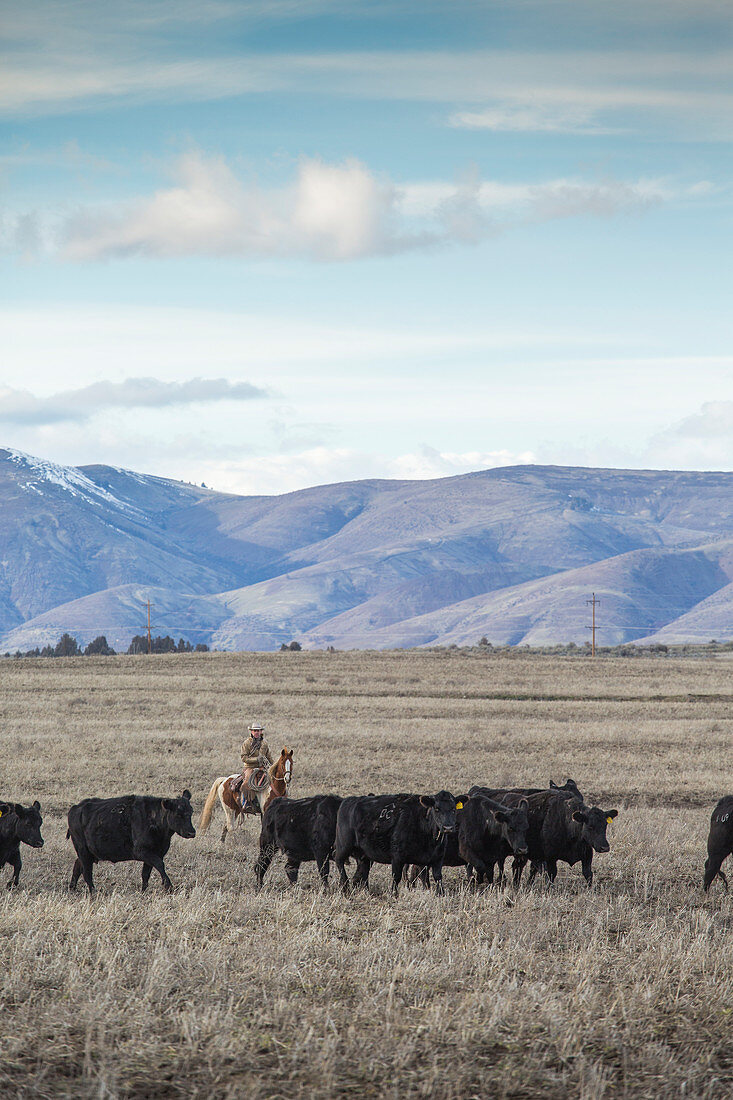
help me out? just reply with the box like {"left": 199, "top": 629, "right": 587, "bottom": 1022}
{"left": 420, "top": 796, "right": 436, "bottom": 808}
{"left": 572, "top": 810, "right": 588, "bottom": 824}
{"left": 493, "top": 810, "right": 509, "bottom": 823}
{"left": 605, "top": 809, "right": 619, "bottom": 822}
{"left": 32, "top": 800, "right": 41, "bottom": 811}
{"left": 519, "top": 798, "right": 529, "bottom": 810}
{"left": 455, "top": 795, "right": 470, "bottom": 809}
{"left": 182, "top": 789, "right": 192, "bottom": 802}
{"left": 549, "top": 780, "right": 558, "bottom": 789}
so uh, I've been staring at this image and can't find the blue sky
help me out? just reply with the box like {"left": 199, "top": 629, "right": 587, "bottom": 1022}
{"left": 2, "top": 0, "right": 732, "bottom": 494}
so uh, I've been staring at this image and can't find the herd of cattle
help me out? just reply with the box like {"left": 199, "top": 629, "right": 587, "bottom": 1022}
{"left": 2, "top": 781, "right": 733, "bottom": 896}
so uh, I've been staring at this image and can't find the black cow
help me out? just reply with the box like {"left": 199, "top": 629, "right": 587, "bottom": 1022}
{"left": 334, "top": 791, "right": 460, "bottom": 895}
{"left": 703, "top": 796, "right": 733, "bottom": 892}
{"left": 410, "top": 794, "right": 529, "bottom": 888}
{"left": 533, "top": 796, "right": 619, "bottom": 886}
{"left": 459, "top": 794, "right": 529, "bottom": 884}
{"left": 469, "top": 778, "right": 583, "bottom": 801}
{"left": 471, "top": 783, "right": 585, "bottom": 885}
{"left": 255, "top": 794, "right": 342, "bottom": 888}
{"left": 67, "top": 790, "right": 195, "bottom": 893}
{"left": 0, "top": 800, "right": 44, "bottom": 888}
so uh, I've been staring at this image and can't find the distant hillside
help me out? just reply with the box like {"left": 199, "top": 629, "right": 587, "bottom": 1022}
{"left": 0, "top": 448, "right": 731, "bottom": 652}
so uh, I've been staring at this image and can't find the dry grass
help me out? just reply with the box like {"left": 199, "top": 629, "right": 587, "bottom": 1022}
{"left": 1, "top": 650, "right": 732, "bottom": 1098}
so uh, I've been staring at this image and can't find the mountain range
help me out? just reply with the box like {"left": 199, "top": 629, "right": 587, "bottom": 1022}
{"left": 0, "top": 447, "right": 731, "bottom": 652}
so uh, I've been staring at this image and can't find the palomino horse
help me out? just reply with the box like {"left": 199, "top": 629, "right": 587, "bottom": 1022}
{"left": 198, "top": 747, "right": 293, "bottom": 844}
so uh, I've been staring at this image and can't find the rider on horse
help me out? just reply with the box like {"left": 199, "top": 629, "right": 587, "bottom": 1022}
{"left": 232, "top": 723, "right": 274, "bottom": 809}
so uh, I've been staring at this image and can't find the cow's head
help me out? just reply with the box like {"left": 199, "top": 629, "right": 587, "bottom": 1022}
{"left": 162, "top": 789, "right": 196, "bottom": 839}
{"left": 550, "top": 778, "right": 583, "bottom": 799}
{"left": 420, "top": 790, "right": 461, "bottom": 837}
{"left": 490, "top": 797, "right": 529, "bottom": 857}
{"left": 12, "top": 801, "right": 44, "bottom": 848}
{"left": 571, "top": 804, "right": 618, "bottom": 853}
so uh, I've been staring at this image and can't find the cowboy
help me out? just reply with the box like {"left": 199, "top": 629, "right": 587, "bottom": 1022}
{"left": 232, "top": 723, "right": 274, "bottom": 807}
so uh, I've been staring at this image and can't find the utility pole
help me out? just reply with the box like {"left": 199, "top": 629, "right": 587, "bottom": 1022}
{"left": 586, "top": 592, "right": 600, "bottom": 656}
{"left": 147, "top": 598, "right": 152, "bottom": 654}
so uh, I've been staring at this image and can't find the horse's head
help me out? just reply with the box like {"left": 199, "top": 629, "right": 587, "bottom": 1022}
{"left": 275, "top": 746, "right": 294, "bottom": 785}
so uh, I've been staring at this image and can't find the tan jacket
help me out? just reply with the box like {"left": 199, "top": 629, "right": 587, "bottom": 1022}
{"left": 240, "top": 736, "right": 274, "bottom": 768}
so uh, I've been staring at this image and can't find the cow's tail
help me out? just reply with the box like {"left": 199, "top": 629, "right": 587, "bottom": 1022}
{"left": 198, "top": 778, "right": 226, "bottom": 834}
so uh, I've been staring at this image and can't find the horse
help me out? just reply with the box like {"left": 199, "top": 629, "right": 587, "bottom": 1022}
{"left": 198, "top": 747, "right": 294, "bottom": 845}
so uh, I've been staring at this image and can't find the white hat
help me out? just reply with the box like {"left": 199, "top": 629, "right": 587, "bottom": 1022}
{"left": 248, "top": 722, "right": 264, "bottom": 732}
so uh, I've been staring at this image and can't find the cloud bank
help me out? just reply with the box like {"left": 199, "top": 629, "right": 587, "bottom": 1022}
{"left": 0, "top": 377, "right": 269, "bottom": 426}
{"left": 55, "top": 151, "right": 680, "bottom": 263}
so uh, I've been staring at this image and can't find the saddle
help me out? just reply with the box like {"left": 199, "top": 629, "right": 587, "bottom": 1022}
{"left": 231, "top": 768, "right": 269, "bottom": 814}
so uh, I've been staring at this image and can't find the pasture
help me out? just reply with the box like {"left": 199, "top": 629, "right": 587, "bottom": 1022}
{"left": 1, "top": 648, "right": 732, "bottom": 1098}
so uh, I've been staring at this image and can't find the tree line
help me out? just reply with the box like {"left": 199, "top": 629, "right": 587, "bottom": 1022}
{"left": 4, "top": 634, "right": 210, "bottom": 658}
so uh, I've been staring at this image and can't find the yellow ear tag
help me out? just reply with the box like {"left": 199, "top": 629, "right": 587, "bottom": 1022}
{"left": 606, "top": 816, "right": 614, "bottom": 824}
{"left": 456, "top": 801, "right": 463, "bottom": 810}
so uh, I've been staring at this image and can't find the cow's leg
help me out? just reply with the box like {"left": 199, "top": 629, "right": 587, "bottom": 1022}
{"left": 136, "top": 851, "right": 172, "bottom": 891}
{"left": 335, "top": 855, "right": 350, "bottom": 893}
{"left": 581, "top": 853, "right": 594, "bottom": 887}
{"left": 704, "top": 852, "right": 729, "bottom": 892}
{"left": 79, "top": 854, "right": 95, "bottom": 893}
{"left": 469, "top": 855, "right": 488, "bottom": 886}
{"left": 284, "top": 860, "right": 300, "bottom": 886}
{"left": 141, "top": 863, "right": 153, "bottom": 891}
{"left": 391, "top": 859, "right": 405, "bottom": 896}
{"left": 352, "top": 855, "right": 371, "bottom": 890}
{"left": 315, "top": 854, "right": 330, "bottom": 889}
{"left": 407, "top": 865, "right": 429, "bottom": 889}
{"left": 430, "top": 861, "right": 445, "bottom": 896}
{"left": 512, "top": 855, "right": 527, "bottom": 887}
{"left": 69, "top": 857, "right": 84, "bottom": 891}
{"left": 545, "top": 859, "right": 558, "bottom": 884}
{"left": 496, "top": 856, "right": 510, "bottom": 887}
{"left": 6, "top": 852, "right": 22, "bottom": 888}
{"left": 254, "top": 845, "right": 275, "bottom": 887}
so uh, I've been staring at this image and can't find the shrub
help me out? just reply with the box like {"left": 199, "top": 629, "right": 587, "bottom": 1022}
{"left": 54, "top": 633, "right": 81, "bottom": 657}
{"left": 84, "top": 636, "right": 116, "bottom": 656}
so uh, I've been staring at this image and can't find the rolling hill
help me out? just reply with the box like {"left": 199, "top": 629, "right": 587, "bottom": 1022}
{"left": 0, "top": 447, "right": 731, "bottom": 651}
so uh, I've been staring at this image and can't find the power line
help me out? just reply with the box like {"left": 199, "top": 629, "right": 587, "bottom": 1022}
{"left": 586, "top": 592, "right": 601, "bottom": 656}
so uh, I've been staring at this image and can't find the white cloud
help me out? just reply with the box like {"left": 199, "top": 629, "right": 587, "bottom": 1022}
{"left": 61, "top": 152, "right": 429, "bottom": 262}
{"left": 664, "top": 400, "right": 733, "bottom": 439}
{"left": 188, "top": 445, "right": 538, "bottom": 496}
{"left": 0, "top": 377, "right": 269, "bottom": 425}
{"left": 48, "top": 151, "right": 688, "bottom": 263}
{"left": 645, "top": 401, "right": 733, "bottom": 469}
{"left": 449, "top": 103, "right": 617, "bottom": 136}
{"left": 4, "top": 16, "right": 733, "bottom": 141}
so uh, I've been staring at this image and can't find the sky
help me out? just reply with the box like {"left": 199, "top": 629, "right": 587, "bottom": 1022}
{"left": 2, "top": 0, "right": 732, "bottom": 495}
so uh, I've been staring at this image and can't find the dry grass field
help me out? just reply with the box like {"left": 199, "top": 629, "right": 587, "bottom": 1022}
{"left": 1, "top": 649, "right": 732, "bottom": 1099}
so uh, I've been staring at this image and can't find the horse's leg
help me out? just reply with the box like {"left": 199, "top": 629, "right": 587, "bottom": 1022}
{"left": 219, "top": 787, "right": 238, "bottom": 844}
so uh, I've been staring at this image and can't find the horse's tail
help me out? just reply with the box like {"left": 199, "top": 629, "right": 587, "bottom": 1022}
{"left": 198, "top": 778, "right": 227, "bottom": 834}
